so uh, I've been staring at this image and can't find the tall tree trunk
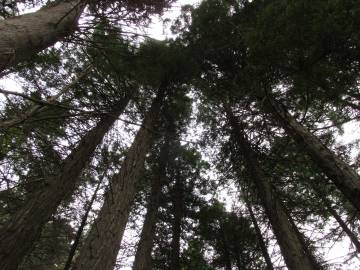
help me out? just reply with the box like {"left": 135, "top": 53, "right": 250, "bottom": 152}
{"left": 0, "top": 98, "right": 130, "bottom": 270}
{"left": 132, "top": 178, "right": 163, "bottom": 270}
{"left": 170, "top": 169, "right": 184, "bottom": 270}
{"left": 220, "top": 225, "right": 232, "bottom": 270}
{"left": 132, "top": 140, "right": 169, "bottom": 270}
{"left": 225, "top": 105, "right": 319, "bottom": 270}
{"left": 263, "top": 96, "right": 360, "bottom": 212}
{"left": 313, "top": 186, "right": 360, "bottom": 253}
{"left": 64, "top": 178, "right": 103, "bottom": 270}
{"left": 283, "top": 205, "right": 323, "bottom": 269}
{"left": 0, "top": 0, "right": 85, "bottom": 72}
{"left": 245, "top": 201, "right": 274, "bottom": 270}
{"left": 72, "top": 90, "right": 165, "bottom": 270}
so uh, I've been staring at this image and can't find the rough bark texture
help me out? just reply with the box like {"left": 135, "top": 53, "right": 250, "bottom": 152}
{"left": 245, "top": 201, "right": 274, "bottom": 270}
{"left": 264, "top": 96, "right": 360, "bottom": 212}
{"left": 170, "top": 170, "right": 183, "bottom": 270}
{"left": 72, "top": 91, "right": 164, "bottom": 270}
{"left": 0, "top": 99, "right": 129, "bottom": 270}
{"left": 226, "top": 106, "right": 319, "bottom": 270}
{"left": 0, "top": 0, "right": 84, "bottom": 72}
{"left": 132, "top": 141, "right": 169, "bottom": 270}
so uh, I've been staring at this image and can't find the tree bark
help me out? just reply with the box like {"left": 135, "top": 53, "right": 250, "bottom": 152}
{"left": 0, "top": 0, "right": 85, "bottom": 72}
{"left": 71, "top": 90, "right": 164, "bottom": 270}
{"left": 64, "top": 178, "right": 102, "bottom": 270}
{"left": 0, "top": 98, "right": 130, "bottom": 270}
{"left": 283, "top": 205, "right": 323, "bottom": 269}
{"left": 245, "top": 201, "right": 274, "bottom": 270}
{"left": 132, "top": 137, "right": 171, "bottom": 270}
{"left": 132, "top": 153, "right": 166, "bottom": 270}
{"left": 225, "top": 105, "right": 319, "bottom": 270}
{"left": 170, "top": 169, "right": 184, "bottom": 270}
{"left": 263, "top": 96, "right": 360, "bottom": 212}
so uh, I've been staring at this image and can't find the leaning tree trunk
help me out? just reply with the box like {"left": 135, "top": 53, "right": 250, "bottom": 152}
{"left": 225, "top": 105, "right": 320, "bottom": 270}
{"left": 282, "top": 204, "right": 323, "bottom": 269}
{"left": 170, "top": 169, "right": 184, "bottom": 270}
{"left": 0, "top": 0, "right": 85, "bottom": 72}
{"left": 72, "top": 90, "right": 165, "bottom": 270}
{"left": 64, "top": 178, "right": 103, "bottom": 270}
{"left": 0, "top": 97, "right": 130, "bottom": 270}
{"left": 263, "top": 96, "right": 360, "bottom": 212}
{"left": 132, "top": 139, "right": 169, "bottom": 270}
{"left": 245, "top": 200, "right": 274, "bottom": 270}
{"left": 313, "top": 186, "right": 360, "bottom": 253}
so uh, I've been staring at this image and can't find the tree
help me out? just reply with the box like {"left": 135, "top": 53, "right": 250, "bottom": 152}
{"left": 225, "top": 105, "right": 321, "bottom": 270}
{"left": 0, "top": 0, "right": 174, "bottom": 72}
{"left": 71, "top": 88, "right": 165, "bottom": 270}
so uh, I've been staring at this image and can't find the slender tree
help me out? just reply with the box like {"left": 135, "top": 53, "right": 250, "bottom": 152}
{"left": 312, "top": 184, "right": 360, "bottom": 254}
{"left": 244, "top": 200, "right": 274, "bottom": 270}
{"left": 63, "top": 177, "right": 103, "bottom": 270}
{"left": 170, "top": 167, "right": 184, "bottom": 270}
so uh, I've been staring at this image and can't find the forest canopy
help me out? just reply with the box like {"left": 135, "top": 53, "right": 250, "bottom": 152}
{"left": 0, "top": 0, "right": 360, "bottom": 269}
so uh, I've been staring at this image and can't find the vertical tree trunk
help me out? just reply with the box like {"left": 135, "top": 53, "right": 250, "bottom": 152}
{"left": 220, "top": 225, "right": 232, "bottom": 270}
{"left": 132, "top": 141, "right": 169, "bottom": 270}
{"left": 0, "top": 98, "right": 130, "bottom": 270}
{"left": 0, "top": 0, "right": 85, "bottom": 72}
{"left": 245, "top": 201, "right": 274, "bottom": 270}
{"left": 264, "top": 96, "right": 360, "bottom": 212}
{"left": 72, "top": 90, "right": 165, "bottom": 270}
{"left": 64, "top": 178, "right": 103, "bottom": 270}
{"left": 170, "top": 169, "right": 184, "bottom": 270}
{"left": 225, "top": 105, "right": 319, "bottom": 270}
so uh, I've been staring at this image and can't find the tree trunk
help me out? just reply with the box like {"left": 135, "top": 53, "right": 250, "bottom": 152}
{"left": 170, "top": 169, "right": 183, "bottom": 270}
{"left": 245, "top": 201, "right": 274, "bottom": 270}
{"left": 314, "top": 187, "right": 360, "bottom": 253}
{"left": 264, "top": 96, "right": 360, "bottom": 212}
{"left": 220, "top": 225, "right": 232, "bottom": 270}
{"left": 132, "top": 140, "right": 169, "bottom": 270}
{"left": 64, "top": 178, "right": 102, "bottom": 270}
{"left": 0, "top": 0, "right": 85, "bottom": 72}
{"left": 225, "top": 105, "right": 319, "bottom": 270}
{"left": 0, "top": 98, "right": 130, "bottom": 270}
{"left": 283, "top": 205, "right": 323, "bottom": 269}
{"left": 71, "top": 90, "right": 164, "bottom": 270}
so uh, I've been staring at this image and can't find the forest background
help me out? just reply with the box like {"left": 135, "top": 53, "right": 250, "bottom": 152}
{"left": 0, "top": 0, "right": 360, "bottom": 270}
